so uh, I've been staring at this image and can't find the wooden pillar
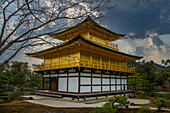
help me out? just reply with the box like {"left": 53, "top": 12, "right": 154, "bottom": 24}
{"left": 110, "top": 74, "right": 111, "bottom": 91}
{"left": 120, "top": 74, "right": 122, "bottom": 91}
{"left": 78, "top": 68, "right": 80, "bottom": 94}
{"left": 115, "top": 75, "right": 117, "bottom": 91}
{"left": 42, "top": 74, "right": 44, "bottom": 90}
{"left": 101, "top": 73, "right": 103, "bottom": 92}
{"left": 124, "top": 84, "right": 125, "bottom": 97}
{"left": 126, "top": 75, "right": 128, "bottom": 90}
{"left": 91, "top": 72, "right": 92, "bottom": 92}
{"left": 57, "top": 72, "right": 59, "bottom": 92}
{"left": 67, "top": 71, "right": 69, "bottom": 92}
{"left": 49, "top": 73, "right": 51, "bottom": 91}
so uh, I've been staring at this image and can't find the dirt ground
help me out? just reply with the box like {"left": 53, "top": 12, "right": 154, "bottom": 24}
{"left": 0, "top": 101, "right": 169, "bottom": 113}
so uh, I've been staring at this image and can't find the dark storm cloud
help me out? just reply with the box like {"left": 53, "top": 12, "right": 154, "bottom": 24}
{"left": 104, "top": 0, "right": 170, "bottom": 38}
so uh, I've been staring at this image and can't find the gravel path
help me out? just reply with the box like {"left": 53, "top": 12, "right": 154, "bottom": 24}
{"left": 24, "top": 95, "right": 149, "bottom": 108}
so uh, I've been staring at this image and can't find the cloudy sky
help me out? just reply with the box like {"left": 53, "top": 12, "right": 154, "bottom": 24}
{"left": 102, "top": 0, "right": 170, "bottom": 64}
{"left": 8, "top": 0, "right": 170, "bottom": 65}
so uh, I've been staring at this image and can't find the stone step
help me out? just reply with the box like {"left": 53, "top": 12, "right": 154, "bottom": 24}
{"left": 35, "top": 92, "right": 63, "bottom": 98}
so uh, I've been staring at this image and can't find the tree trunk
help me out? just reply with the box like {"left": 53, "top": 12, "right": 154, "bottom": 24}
{"left": 158, "top": 106, "right": 161, "bottom": 111}
{"left": 125, "top": 105, "right": 129, "bottom": 108}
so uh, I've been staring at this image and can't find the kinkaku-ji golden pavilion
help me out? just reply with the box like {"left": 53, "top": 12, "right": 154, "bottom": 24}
{"left": 26, "top": 16, "right": 142, "bottom": 100}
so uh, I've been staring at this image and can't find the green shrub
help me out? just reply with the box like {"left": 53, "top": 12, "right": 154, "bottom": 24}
{"left": 109, "top": 96, "right": 130, "bottom": 108}
{"left": 154, "top": 98, "right": 167, "bottom": 111}
{"left": 93, "top": 102, "right": 118, "bottom": 113}
{"left": 93, "top": 96, "right": 130, "bottom": 113}
{"left": 167, "top": 100, "right": 170, "bottom": 105}
{"left": 0, "top": 93, "right": 8, "bottom": 96}
{"left": 138, "top": 106, "right": 154, "bottom": 113}
{"left": 0, "top": 99, "right": 4, "bottom": 104}
{"left": 8, "top": 91, "right": 21, "bottom": 100}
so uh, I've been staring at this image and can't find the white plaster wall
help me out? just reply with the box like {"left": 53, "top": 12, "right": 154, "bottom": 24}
{"left": 111, "top": 75, "right": 115, "bottom": 77}
{"left": 111, "top": 86, "right": 116, "bottom": 91}
{"left": 117, "top": 85, "right": 121, "bottom": 90}
{"left": 125, "top": 79, "right": 127, "bottom": 84}
{"left": 92, "top": 86, "right": 101, "bottom": 92}
{"left": 102, "top": 74, "right": 110, "bottom": 77}
{"left": 102, "top": 78, "right": 109, "bottom": 84}
{"left": 68, "top": 77, "right": 78, "bottom": 92}
{"left": 81, "top": 77, "right": 91, "bottom": 85}
{"left": 121, "top": 85, "right": 124, "bottom": 90}
{"left": 58, "top": 78, "right": 67, "bottom": 91}
{"left": 111, "top": 79, "right": 115, "bottom": 84}
{"left": 116, "top": 76, "right": 120, "bottom": 78}
{"left": 59, "top": 73, "right": 67, "bottom": 76}
{"left": 116, "top": 79, "right": 120, "bottom": 84}
{"left": 51, "top": 74, "right": 58, "bottom": 77}
{"left": 69, "top": 73, "right": 78, "bottom": 76}
{"left": 121, "top": 79, "right": 125, "bottom": 84}
{"left": 93, "top": 74, "right": 101, "bottom": 77}
{"left": 43, "top": 75, "right": 50, "bottom": 77}
{"left": 92, "top": 78, "right": 101, "bottom": 84}
{"left": 80, "top": 86, "right": 91, "bottom": 93}
{"left": 102, "top": 86, "right": 110, "bottom": 91}
{"left": 81, "top": 73, "right": 91, "bottom": 76}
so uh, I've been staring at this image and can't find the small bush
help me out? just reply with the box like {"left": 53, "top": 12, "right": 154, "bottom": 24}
{"left": 0, "top": 99, "right": 4, "bottom": 104}
{"left": 0, "top": 93, "right": 8, "bottom": 96}
{"left": 93, "top": 102, "right": 118, "bottom": 113}
{"left": 93, "top": 107, "right": 103, "bottom": 113}
{"left": 8, "top": 91, "right": 21, "bottom": 100}
{"left": 93, "top": 96, "right": 130, "bottom": 113}
{"left": 148, "top": 92, "right": 158, "bottom": 97}
{"left": 154, "top": 98, "right": 167, "bottom": 111}
{"left": 137, "top": 93, "right": 146, "bottom": 97}
{"left": 138, "top": 106, "right": 154, "bottom": 113}
{"left": 109, "top": 96, "right": 130, "bottom": 108}
{"left": 136, "top": 90, "right": 145, "bottom": 94}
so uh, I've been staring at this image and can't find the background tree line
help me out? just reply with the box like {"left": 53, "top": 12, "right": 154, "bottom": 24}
{"left": 128, "top": 59, "right": 170, "bottom": 96}
{"left": 0, "top": 61, "right": 41, "bottom": 95}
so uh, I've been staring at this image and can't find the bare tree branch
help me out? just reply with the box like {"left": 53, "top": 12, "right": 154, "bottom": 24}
{"left": 0, "top": 13, "right": 31, "bottom": 48}
{"left": 0, "top": 0, "right": 34, "bottom": 42}
{"left": 0, "top": 0, "right": 110, "bottom": 65}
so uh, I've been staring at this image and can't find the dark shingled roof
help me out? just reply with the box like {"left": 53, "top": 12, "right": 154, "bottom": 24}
{"left": 26, "top": 35, "right": 143, "bottom": 60}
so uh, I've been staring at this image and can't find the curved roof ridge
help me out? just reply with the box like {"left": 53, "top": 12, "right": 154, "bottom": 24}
{"left": 26, "top": 35, "right": 143, "bottom": 59}
{"left": 49, "top": 16, "right": 125, "bottom": 39}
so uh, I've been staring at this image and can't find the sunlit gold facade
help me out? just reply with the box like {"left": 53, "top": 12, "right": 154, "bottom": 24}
{"left": 27, "top": 16, "right": 142, "bottom": 73}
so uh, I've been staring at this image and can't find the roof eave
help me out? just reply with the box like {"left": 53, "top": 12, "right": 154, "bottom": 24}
{"left": 26, "top": 35, "right": 143, "bottom": 60}
{"left": 49, "top": 16, "right": 125, "bottom": 39}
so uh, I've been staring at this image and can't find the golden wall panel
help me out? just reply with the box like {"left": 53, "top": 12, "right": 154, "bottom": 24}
{"left": 44, "top": 52, "right": 80, "bottom": 65}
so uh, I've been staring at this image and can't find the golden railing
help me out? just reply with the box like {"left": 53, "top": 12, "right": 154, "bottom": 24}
{"left": 80, "top": 59, "right": 135, "bottom": 73}
{"left": 34, "top": 60, "right": 80, "bottom": 71}
{"left": 87, "top": 38, "right": 119, "bottom": 51}
{"left": 34, "top": 59, "right": 135, "bottom": 73}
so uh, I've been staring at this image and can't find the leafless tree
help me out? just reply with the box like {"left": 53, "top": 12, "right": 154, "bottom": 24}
{"left": 0, "top": 0, "right": 111, "bottom": 66}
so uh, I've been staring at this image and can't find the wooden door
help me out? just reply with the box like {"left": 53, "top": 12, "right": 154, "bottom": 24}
{"left": 51, "top": 77, "right": 58, "bottom": 91}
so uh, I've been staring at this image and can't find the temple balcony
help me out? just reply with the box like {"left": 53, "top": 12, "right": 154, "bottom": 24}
{"left": 85, "top": 36, "right": 119, "bottom": 51}
{"left": 56, "top": 38, "right": 119, "bottom": 51}
{"left": 33, "top": 59, "right": 135, "bottom": 73}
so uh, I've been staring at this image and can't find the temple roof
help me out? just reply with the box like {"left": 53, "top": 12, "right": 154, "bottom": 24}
{"left": 49, "top": 16, "right": 125, "bottom": 41}
{"left": 26, "top": 35, "right": 143, "bottom": 60}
